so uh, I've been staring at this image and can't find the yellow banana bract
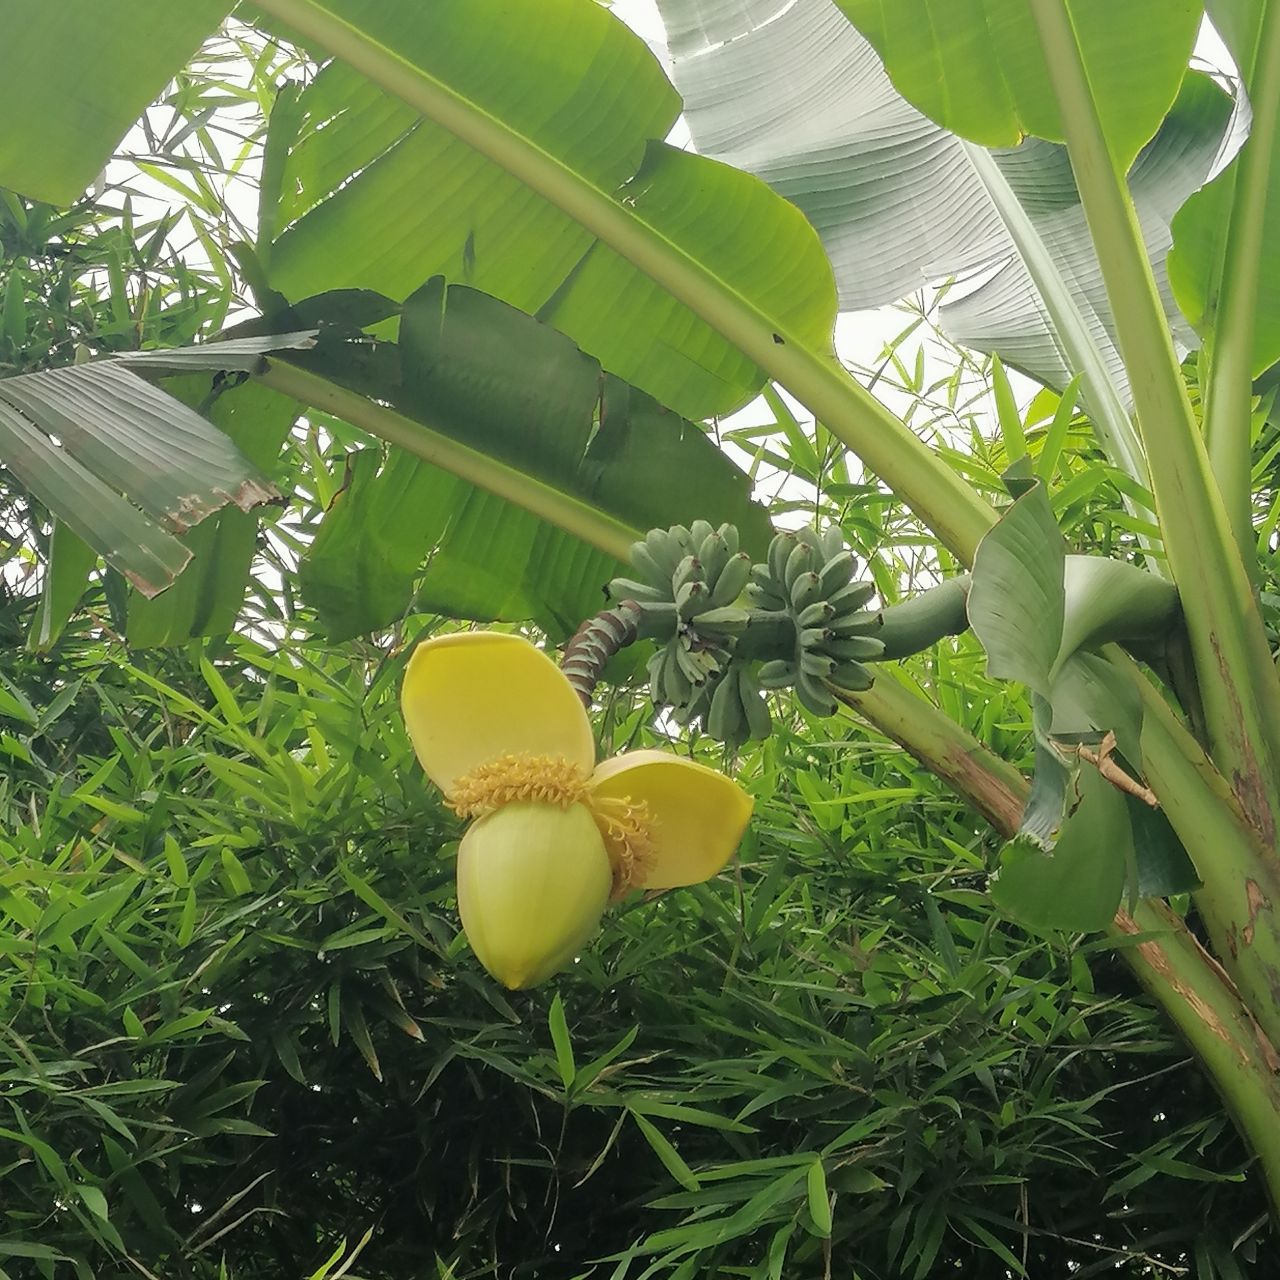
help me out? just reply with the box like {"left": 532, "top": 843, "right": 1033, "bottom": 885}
{"left": 402, "top": 631, "right": 753, "bottom": 988}
{"left": 456, "top": 802, "right": 612, "bottom": 990}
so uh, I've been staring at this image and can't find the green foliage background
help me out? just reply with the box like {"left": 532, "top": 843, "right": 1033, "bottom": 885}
{"left": 0, "top": 593, "right": 1267, "bottom": 1279}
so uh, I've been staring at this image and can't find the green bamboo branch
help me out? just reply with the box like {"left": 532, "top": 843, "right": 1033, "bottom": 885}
{"left": 256, "top": 358, "right": 640, "bottom": 561}
{"left": 841, "top": 670, "right": 1280, "bottom": 1215}
{"left": 1203, "top": 0, "right": 1280, "bottom": 560}
{"left": 251, "top": 0, "right": 997, "bottom": 565}
{"left": 1028, "top": 0, "right": 1280, "bottom": 837}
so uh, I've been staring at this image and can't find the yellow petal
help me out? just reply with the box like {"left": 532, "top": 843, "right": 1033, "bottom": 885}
{"left": 401, "top": 632, "right": 594, "bottom": 793}
{"left": 588, "top": 750, "right": 753, "bottom": 889}
{"left": 456, "top": 801, "right": 612, "bottom": 989}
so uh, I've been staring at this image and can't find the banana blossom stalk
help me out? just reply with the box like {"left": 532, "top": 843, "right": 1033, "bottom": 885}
{"left": 401, "top": 632, "right": 753, "bottom": 988}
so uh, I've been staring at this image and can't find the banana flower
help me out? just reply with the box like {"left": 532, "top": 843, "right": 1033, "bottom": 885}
{"left": 401, "top": 632, "right": 753, "bottom": 989}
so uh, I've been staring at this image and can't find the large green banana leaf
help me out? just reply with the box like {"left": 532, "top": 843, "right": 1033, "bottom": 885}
{"left": 835, "top": 0, "right": 1202, "bottom": 170}
{"left": 252, "top": 0, "right": 838, "bottom": 424}
{"left": 1170, "top": 1, "right": 1280, "bottom": 377}
{"left": 948, "top": 76, "right": 1235, "bottom": 397}
{"left": 651, "top": 0, "right": 1234, "bottom": 407}
{"left": 285, "top": 280, "right": 772, "bottom": 639}
{"left": 0, "top": 2, "right": 233, "bottom": 204}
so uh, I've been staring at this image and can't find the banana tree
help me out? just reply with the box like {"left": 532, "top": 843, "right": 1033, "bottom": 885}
{"left": 4, "top": 0, "right": 1280, "bottom": 1222}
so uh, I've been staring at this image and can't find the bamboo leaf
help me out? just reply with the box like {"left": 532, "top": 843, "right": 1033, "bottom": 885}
{"left": 28, "top": 521, "right": 97, "bottom": 652}
{"left": 630, "top": 1111, "right": 701, "bottom": 1193}
{"left": 656, "top": 4, "right": 1230, "bottom": 422}
{"left": 805, "top": 1160, "right": 832, "bottom": 1237}
{"left": 990, "top": 357, "right": 1026, "bottom": 464}
{"left": 548, "top": 993, "right": 576, "bottom": 1091}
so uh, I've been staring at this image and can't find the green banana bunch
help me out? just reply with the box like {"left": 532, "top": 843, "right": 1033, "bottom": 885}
{"left": 749, "top": 527, "right": 883, "bottom": 717}
{"left": 610, "top": 521, "right": 752, "bottom": 624}
{"left": 607, "top": 521, "right": 881, "bottom": 744}
{"left": 612, "top": 522, "right": 753, "bottom": 732}
{"left": 611, "top": 523, "right": 768, "bottom": 745}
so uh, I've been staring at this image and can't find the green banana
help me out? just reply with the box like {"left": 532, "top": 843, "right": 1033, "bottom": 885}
{"left": 768, "top": 532, "right": 797, "bottom": 585}
{"left": 796, "top": 599, "right": 835, "bottom": 629}
{"left": 675, "top": 580, "right": 708, "bottom": 620}
{"left": 827, "top": 662, "right": 875, "bottom": 692}
{"left": 783, "top": 540, "right": 814, "bottom": 590}
{"left": 796, "top": 525, "right": 823, "bottom": 555}
{"left": 630, "top": 541, "right": 674, "bottom": 592}
{"left": 645, "top": 528, "right": 684, "bottom": 577}
{"left": 699, "top": 530, "right": 730, "bottom": 585}
{"left": 800, "top": 651, "right": 836, "bottom": 679}
{"left": 661, "top": 642, "right": 693, "bottom": 707}
{"left": 707, "top": 668, "right": 744, "bottom": 744}
{"left": 790, "top": 571, "right": 822, "bottom": 612}
{"left": 674, "top": 640, "right": 708, "bottom": 686}
{"left": 646, "top": 649, "right": 666, "bottom": 704}
{"left": 818, "top": 551, "right": 856, "bottom": 595}
{"left": 820, "top": 635, "right": 886, "bottom": 662}
{"left": 689, "top": 519, "right": 715, "bottom": 549}
{"left": 709, "top": 551, "right": 752, "bottom": 607}
{"left": 757, "top": 659, "right": 798, "bottom": 689}
{"left": 747, "top": 564, "right": 786, "bottom": 609}
{"left": 669, "top": 526, "right": 696, "bottom": 558}
{"left": 821, "top": 525, "right": 846, "bottom": 560}
{"left": 672, "top": 554, "right": 702, "bottom": 596}
{"left": 626, "top": 520, "right": 888, "bottom": 731}
{"left": 737, "top": 666, "right": 773, "bottom": 740}
{"left": 795, "top": 671, "right": 837, "bottom": 717}
{"left": 830, "top": 610, "right": 879, "bottom": 637}
{"left": 608, "top": 576, "right": 668, "bottom": 603}
{"left": 827, "top": 582, "right": 877, "bottom": 615}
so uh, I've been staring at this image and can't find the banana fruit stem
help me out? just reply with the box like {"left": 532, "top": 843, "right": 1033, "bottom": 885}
{"left": 731, "top": 611, "right": 800, "bottom": 659}
{"left": 876, "top": 577, "right": 972, "bottom": 660}
{"left": 562, "top": 600, "right": 645, "bottom": 707}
